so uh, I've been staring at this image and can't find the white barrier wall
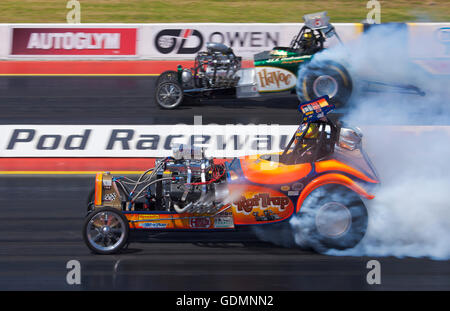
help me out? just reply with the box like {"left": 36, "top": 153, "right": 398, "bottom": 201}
{"left": 0, "top": 25, "right": 10, "bottom": 59}
{"left": 138, "top": 23, "right": 362, "bottom": 59}
{"left": 0, "top": 23, "right": 449, "bottom": 71}
{"left": 0, "top": 124, "right": 298, "bottom": 158}
{"left": 0, "top": 23, "right": 362, "bottom": 60}
{"left": 2, "top": 125, "right": 450, "bottom": 158}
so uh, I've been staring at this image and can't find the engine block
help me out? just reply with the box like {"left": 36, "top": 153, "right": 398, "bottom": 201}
{"left": 153, "top": 145, "right": 227, "bottom": 213}
{"left": 194, "top": 42, "right": 241, "bottom": 88}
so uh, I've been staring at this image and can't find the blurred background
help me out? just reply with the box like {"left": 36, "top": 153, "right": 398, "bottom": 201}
{"left": 0, "top": 0, "right": 449, "bottom": 23}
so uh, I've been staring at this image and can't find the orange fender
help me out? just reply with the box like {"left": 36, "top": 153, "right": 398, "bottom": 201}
{"left": 94, "top": 172, "right": 103, "bottom": 206}
{"left": 315, "top": 159, "right": 379, "bottom": 184}
{"left": 240, "top": 157, "right": 312, "bottom": 185}
{"left": 296, "top": 173, "right": 375, "bottom": 213}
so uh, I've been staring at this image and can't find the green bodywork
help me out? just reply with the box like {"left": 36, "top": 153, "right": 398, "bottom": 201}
{"left": 253, "top": 48, "right": 314, "bottom": 75}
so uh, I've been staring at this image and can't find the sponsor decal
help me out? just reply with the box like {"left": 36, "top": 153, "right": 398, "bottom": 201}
{"left": 213, "top": 216, "right": 234, "bottom": 228}
{"left": 280, "top": 185, "right": 290, "bottom": 191}
{"left": 435, "top": 27, "right": 450, "bottom": 55}
{"left": 253, "top": 209, "right": 281, "bottom": 222}
{"left": 138, "top": 214, "right": 160, "bottom": 220}
{"left": 300, "top": 97, "right": 333, "bottom": 122}
{"left": 234, "top": 193, "right": 290, "bottom": 215}
{"left": 11, "top": 28, "right": 137, "bottom": 55}
{"left": 153, "top": 27, "right": 279, "bottom": 56}
{"left": 189, "top": 217, "right": 211, "bottom": 229}
{"left": 266, "top": 56, "right": 307, "bottom": 64}
{"left": 208, "top": 31, "right": 279, "bottom": 49}
{"left": 291, "top": 182, "right": 304, "bottom": 191}
{"left": 140, "top": 222, "right": 167, "bottom": 229}
{"left": 103, "top": 192, "right": 116, "bottom": 202}
{"left": 155, "top": 29, "right": 203, "bottom": 54}
{"left": 256, "top": 67, "right": 296, "bottom": 92}
{"left": 229, "top": 185, "right": 295, "bottom": 224}
{"left": 280, "top": 59, "right": 305, "bottom": 65}
{"left": 287, "top": 190, "right": 299, "bottom": 196}
{"left": 144, "top": 24, "right": 361, "bottom": 59}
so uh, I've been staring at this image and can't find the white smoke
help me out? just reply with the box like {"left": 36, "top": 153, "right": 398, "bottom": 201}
{"left": 327, "top": 126, "right": 450, "bottom": 260}
{"left": 291, "top": 24, "right": 450, "bottom": 260}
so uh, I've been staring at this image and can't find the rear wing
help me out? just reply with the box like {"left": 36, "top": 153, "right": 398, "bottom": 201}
{"left": 298, "top": 95, "right": 335, "bottom": 123}
{"left": 303, "top": 12, "right": 330, "bottom": 29}
{"left": 303, "top": 12, "right": 337, "bottom": 38}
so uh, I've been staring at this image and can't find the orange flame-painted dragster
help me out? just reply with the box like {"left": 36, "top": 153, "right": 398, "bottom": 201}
{"left": 83, "top": 96, "right": 379, "bottom": 254}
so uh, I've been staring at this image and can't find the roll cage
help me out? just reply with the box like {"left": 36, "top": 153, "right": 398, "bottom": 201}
{"left": 287, "top": 11, "right": 342, "bottom": 55}
{"left": 281, "top": 118, "right": 340, "bottom": 165}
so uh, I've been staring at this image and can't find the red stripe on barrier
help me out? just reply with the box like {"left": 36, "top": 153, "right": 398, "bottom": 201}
{"left": 0, "top": 158, "right": 229, "bottom": 172}
{"left": 0, "top": 60, "right": 254, "bottom": 75}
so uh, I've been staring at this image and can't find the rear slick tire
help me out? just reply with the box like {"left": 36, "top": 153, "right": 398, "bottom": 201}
{"left": 291, "top": 184, "right": 368, "bottom": 253}
{"left": 297, "top": 61, "right": 352, "bottom": 108}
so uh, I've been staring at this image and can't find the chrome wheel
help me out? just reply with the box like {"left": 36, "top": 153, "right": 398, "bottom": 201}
{"left": 156, "top": 82, "right": 183, "bottom": 109}
{"left": 315, "top": 202, "right": 352, "bottom": 238}
{"left": 312, "top": 75, "right": 338, "bottom": 98}
{"left": 86, "top": 210, "right": 127, "bottom": 253}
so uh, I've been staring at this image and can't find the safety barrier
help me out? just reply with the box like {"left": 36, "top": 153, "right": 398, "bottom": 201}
{"left": 0, "top": 23, "right": 360, "bottom": 60}
{"left": 1, "top": 125, "right": 449, "bottom": 173}
{"left": 0, "top": 23, "right": 448, "bottom": 74}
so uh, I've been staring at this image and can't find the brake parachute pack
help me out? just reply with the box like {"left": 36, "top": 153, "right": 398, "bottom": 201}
{"left": 298, "top": 95, "right": 335, "bottom": 123}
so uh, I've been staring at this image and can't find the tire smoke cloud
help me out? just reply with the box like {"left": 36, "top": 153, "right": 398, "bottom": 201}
{"left": 292, "top": 24, "right": 450, "bottom": 260}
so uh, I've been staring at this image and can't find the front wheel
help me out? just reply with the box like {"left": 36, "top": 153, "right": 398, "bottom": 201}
{"left": 297, "top": 61, "right": 353, "bottom": 108}
{"left": 291, "top": 184, "right": 368, "bottom": 252}
{"left": 155, "top": 80, "right": 184, "bottom": 109}
{"left": 83, "top": 207, "right": 129, "bottom": 255}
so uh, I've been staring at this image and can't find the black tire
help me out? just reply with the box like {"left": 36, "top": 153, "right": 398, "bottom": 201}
{"left": 291, "top": 184, "right": 368, "bottom": 252}
{"left": 155, "top": 80, "right": 184, "bottom": 109}
{"left": 83, "top": 207, "right": 129, "bottom": 255}
{"left": 86, "top": 189, "right": 95, "bottom": 213}
{"left": 155, "top": 70, "right": 178, "bottom": 86}
{"left": 297, "top": 61, "right": 352, "bottom": 108}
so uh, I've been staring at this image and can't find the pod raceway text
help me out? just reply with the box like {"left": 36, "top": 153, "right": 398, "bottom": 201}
{"left": 0, "top": 123, "right": 297, "bottom": 158}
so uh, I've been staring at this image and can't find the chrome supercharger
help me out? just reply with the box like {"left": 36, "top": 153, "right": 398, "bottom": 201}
{"left": 192, "top": 42, "right": 241, "bottom": 88}
{"left": 153, "top": 144, "right": 228, "bottom": 214}
{"left": 181, "top": 42, "right": 260, "bottom": 98}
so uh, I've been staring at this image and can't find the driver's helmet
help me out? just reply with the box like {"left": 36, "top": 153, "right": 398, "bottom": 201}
{"left": 294, "top": 123, "right": 319, "bottom": 149}
{"left": 295, "top": 123, "right": 319, "bottom": 140}
{"left": 302, "top": 31, "right": 314, "bottom": 46}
